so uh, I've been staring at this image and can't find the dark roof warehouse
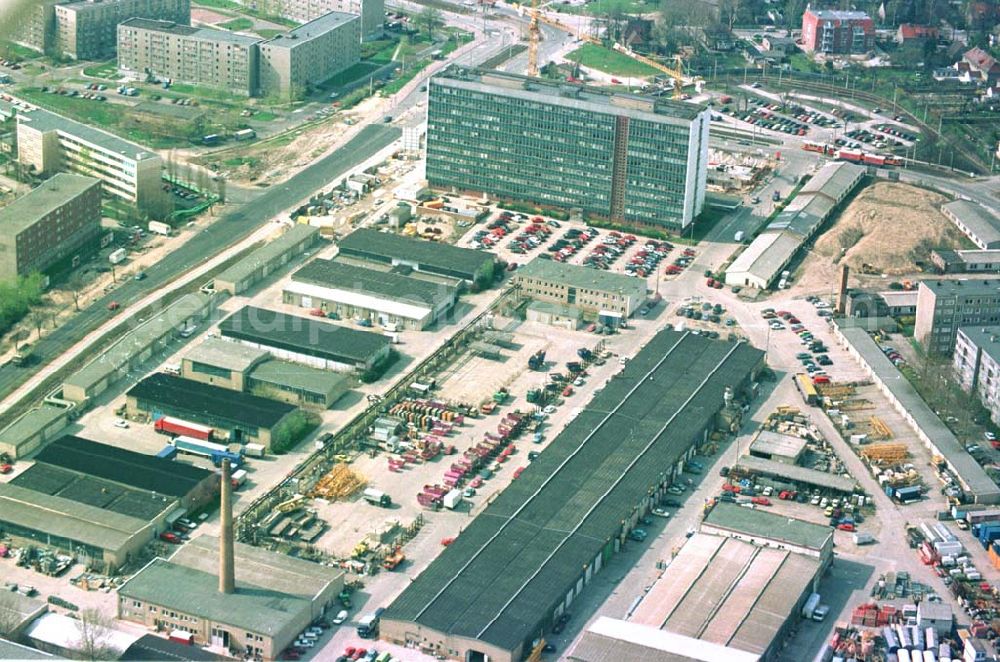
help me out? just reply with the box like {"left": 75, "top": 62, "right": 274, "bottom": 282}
{"left": 337, "top": 228, "right": 495, "bottom": 282}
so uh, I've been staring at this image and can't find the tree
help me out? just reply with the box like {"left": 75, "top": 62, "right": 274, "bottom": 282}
{"left": 74, "top": 609, "right": 121, "bottom": 661}
{"left": 67, "top": 273, "right": 86, "bottom": 312}
{"left": 215, "top": 176, "right": 227, "bottom": 204}
{"left": 414, "top": 7, "right": 443, "bottom": 41}
{"left": 718, "top": 0, "right": 742, "bottom": 30}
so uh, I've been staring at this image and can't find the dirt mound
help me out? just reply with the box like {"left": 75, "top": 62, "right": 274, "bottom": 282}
{"left": 811, "top": 182, "right": 964, "bottom": 276}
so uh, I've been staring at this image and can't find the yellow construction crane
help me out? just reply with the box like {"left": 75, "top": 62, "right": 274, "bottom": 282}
{"left": 526, "top": 0, "right": 541, "bottom": 76}
{"left": 611, "top": 44, "right": 702, "bottom": 97}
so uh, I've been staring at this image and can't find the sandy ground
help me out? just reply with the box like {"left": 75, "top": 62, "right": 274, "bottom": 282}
{"left": 795, "top": 182, "right": 963, "bottom": 293}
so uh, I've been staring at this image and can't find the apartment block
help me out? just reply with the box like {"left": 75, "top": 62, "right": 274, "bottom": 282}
{"left": 242, "top": 0, "right": 384, "bottom": 40}
{"left": 0, "top": 174, "right": 102, "bottom": 281}
{"left": 11, "top": 0, "right": 63, "bottom": 55}
{"left": 801, "top": 9, "right": 874, "bottom": 55}
{"left": 915, "top": 279, "right": 1000, "bottom": 355}
{"left": 258, "top": 12, "right": 360, "bottom": 100}
{"left": 16, "top": 107, "right": 163, "bottom": 213}
{"left": 426, "top": 67, "right": 710, "bottom": 233}
{"left": 54, "top": 0, "right": 191, "bottom": 60}
{"left": 118, "top": 19, "right": 260, "bottom": 96}
{"left": 954, "top": 326, "right": 1000, "bottom": 426}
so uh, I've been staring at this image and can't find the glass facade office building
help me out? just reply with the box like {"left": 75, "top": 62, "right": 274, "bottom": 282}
{"left": 426, "top": 67, "right": 710, "bottom": 231}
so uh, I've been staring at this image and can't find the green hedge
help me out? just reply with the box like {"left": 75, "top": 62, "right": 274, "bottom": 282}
{"left": 497, "top": 201, "right": 570, "bottom": 220}
{"left": 270, "top": 410, "right": 321, "bottom": 454}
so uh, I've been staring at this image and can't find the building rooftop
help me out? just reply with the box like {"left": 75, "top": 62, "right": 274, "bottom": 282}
{"left": 215, "top": 224, "right": 318, "bottom": 287}
{"left": 799, "top": 162, "right": 865, "bottom": 201}
{"left": 25, "top": 613, "right": 139, "bottom": 656}
{"left": 0, "top": 174, "right": 99, "bottom": 237}
{"left": 748, "top": 430, "right": 806, "bottom": 459}
{"left": 262, "top": 10, "right": 359, "bottom": 49}
{"left": 337, "top": 228, "right": 494, "bottom": 280}
{"left": 703, "top": 501, "right": 833, "bottom": 551}
{"left": 126, "top": 373, "right": 296, "bottom": 429}
{"left": 766, "top": 195, "right": 833, "bottom": 239}
{"left": 0, "top": 639, "right": 55, "bottom": 660}
{"left": 64, "top": 293, "right": 213, "bottom": 395}
{"left": 955, "top": 250, "right": 1000, "bottom": 265}
{"left": 433, "top": 66, "right": 706, "bottom": 124}
{"left": 918, "top": 601, "right": 953, "bottom": 621}
{"left": 517, "top": 257, "right": 648, "bottom": 299}
{"left": 920, "top": 277, "right": 1000, "bottom": 298}
{"left": 168, "top": 535, "right": 343, "bottom": 601}
{"left": 385, "top": 331, "right": 763, "bottom": 652}
{"left": 0, "top": 483, "right": 152, "bottom": 553}
{"left": 31, "top": 435, "right": 213, "bottom": 499}
{"left": 572, "top": 617, "right": 762, "bottom": 662}
{"left": 958, "top": 326, "right": 1000, "bottom": 364}
{"left": 844, "top": 325, "right": 1000, "bottom": 503}
{"left": 878, "top": 290, "right": 919, "bottom": 307}
{"left": 249, "top": 359, "right": 350, "bottom": 397}
{"left": 218, "top": 306, "right": 390, "bottom": 366}
{"left": 526, "top": 300, "right": 583, "bottom": 318}
{"left": 120, "top": 634, "right": 228, "bottom": 661}
{"left": 119, "top": 559, "right": 311, "bottom": 638}
{"left": 17, "top": 106, "right": 159, "bottom": 161}
{"left": 0, "top": 592, "right": 47, "bottom": 637}
{"left": 944, "top": 200, "right": 1000, "bottom": 246}
{"left": 119, "top": 17, "right": 262, "bottom": 45}
{"left": 184, "top": 338, "right": 269, "bottom": 374}
{"left": 628, "top": 532, "right": 819, "bottom": 655}
{"left": 293, "top": 259, "right": 458, "bottom": 307}
{"left": 736, "top": 455, "right": 858, "bottom": 494}
{"left": 726, "top": 231, "right": 802, "bottom": 285}
{"left": 808, "top": 9, "right": 871, "bottom": 19}
{"left": 0, "top": 405, "right": 68, "bottom": 456}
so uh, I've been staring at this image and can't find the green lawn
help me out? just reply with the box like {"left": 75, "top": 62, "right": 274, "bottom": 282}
{"left": 256, "top": 28, "right": 284, "bottom": 39}
{"left": 193, "top": 0, "right": 297, "bottom": 27}
{"left": 167, "top": 82, "right": 248, "bottom": 103}
{"left": 565, "top": 44, "right": 659, "bottom": 77}
{"left": 17, "top": 87, "right": 125, "bottom": 126}
{"left": 82, "top": 61, "right": 120, "bottom": 79}
{"left": 220, "top": 17, "right": 254, "bottom": 31}
{"left": 253, "top": 110, "right": 278, "bottom": 121}
{"left": 552, "top": 0, "right": 657, "bottom": 14}
{"left": 0, "top": 41, "right": 42, "bottom": 62}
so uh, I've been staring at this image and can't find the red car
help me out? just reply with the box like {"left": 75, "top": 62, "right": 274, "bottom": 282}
{"left": 751, "top": 497, "right": 771, "bottom": 506}
{"left": 813, "top": 375, "right": 831, "bottom": 385}
{"left": 160, "top": 531, "right": 182, "bottom": 544}
{"left": 107, "top": 301, "right": 121, "bottom": 311}
{"left": 309, "top": 308, "right": 326, "bottom": 317}
{"left": 0, "top": 464, "right": 12, "bottom": 474}
{"left": 837, "top": 522, "right": 855, "bottom": 532}
{"left": 562, "top": 386, "right": 574, "bottom": 397}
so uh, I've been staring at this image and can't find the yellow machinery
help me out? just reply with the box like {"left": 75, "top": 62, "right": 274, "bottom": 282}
{"left": 276, "top": 495, "right": 307, "bottom": 513}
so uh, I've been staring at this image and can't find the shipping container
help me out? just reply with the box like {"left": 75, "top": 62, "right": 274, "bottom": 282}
{"left": 155, "top": 416, "right": 214, "bottom": 440}
{"left": 443, "top": 489, "right": 463, "bottom": 510}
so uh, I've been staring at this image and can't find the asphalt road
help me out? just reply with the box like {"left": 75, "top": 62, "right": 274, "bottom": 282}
{"left": 0, "top": 124, "right": 400, "bottom": 402}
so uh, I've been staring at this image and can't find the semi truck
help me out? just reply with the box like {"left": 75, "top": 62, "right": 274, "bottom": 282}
{"left": 801, "top": 592, "right": 821, "bottom": 619}
{"left": 155, "top": 416, "right": 214, "bottom": 441}
{"left": 156, "top": 445, "right": 178, "bottom": 460}
{"left": 169, "top": 435, "right": 242, "bottom": 467}
{"left": 357, "top": 608, "right": 384, "bottom": 638}
{"left": 363, "top": 488, "right": 392, "bottom": 507}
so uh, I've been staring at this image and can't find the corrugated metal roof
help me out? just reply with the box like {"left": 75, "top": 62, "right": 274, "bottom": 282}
{"left": 214, "top": 224, "right": 318, "bottom": 286}
{"left": 725, "top": 231, "right": 801, "bottom": 285}
{"left": 703, "top": 502, "right": 833, "bottom": 550}
{"left": 338, "top": 228, "right": 493, "bottom": 280}
{"left": 184, "top": 338, "right": 268, "bottom": 373}
{"left": 385, "top": 331, "right": 763, "bottom": 652}
{"left": 570, "top": 618, "right": 761, "bottom": 662}
{"left": 736, "top": 455, "right": 857, "bottom": 493}
{"left": 944, "top": 200, "right": 1000, "bottom": 246}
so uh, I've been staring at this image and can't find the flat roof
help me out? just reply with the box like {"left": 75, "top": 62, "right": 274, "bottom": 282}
{"left": 517, "top": 258, "right": 648, "bottom": 300}
{"left": 385, "top": 331, "right": 763, "bottom": 652}
{"left": 119, "top": 17, "right": 262, "bottom": 45}
{"left": 749, "top": 430, "right": 806, "bottom": 459}
{"left": 0, "top": 174, "right": 99, "bottom": 236}
{"left": 11, "top": 462, "right": 177, "bottom": 521}
{"left": 119, "top": 559, "right": 311, "bottom": 637}
{"left": 337, "top": 228, "right": 494, "bottom": 280}
{"left": 944, "top": 200, "right": 1000, "bottom": 245}
{"left": 168, "top": 535, "right": 343, "bottom": 601}
{"left": 184, "top": 338, "right": 269, "bottom": 373}
{"left": 0, "top": 639, "right": 54, "bottom": 660}
{"left": 526, "top": 300, "right": 583, "bottom": 318}
{"left": 262, "top": 10, "right": 359, "bottom": 49}
{"left": 64, "top": 293, "right": 213, "bottom": 393}
{"left": 0, "top": 405, "right": 68, "bottom": 453}
{"left": 434, "top": 66, "right": 706, "bottom": 123}
{"left": 32, "top": 435, "right": 213, "bottom": 499}
{"left": 126, "top": 372, "right": 296, "bottom": 429}
{"left": 17, "top": 107, "right": 159, "bottom": 162}
{"left": 808, "top": 9, "right": 871, "bottom": 19}
{"left": 0, "top": 483, "right": 150, "bottom": 553}
{"left": 293, "top": 259, "right": 457, "bottom": 306}
{"left": 955, "top": 250, "right": 1000, "bottom": 265}
{"left": 219, "top": 305, "right": 390, "bottom": 365}
{"left": 958, "top": 326, "right": 1000, "bottom": 364}
{"left": 736, "top": 455, "right": 858, "bottom": 494}
{"left": 629, "top": 533, "right": 819, "bottom": 654}
{"left": 703, "top": 501, "right": 833, "bottom": 551}
{"left": 249, "top": 359, "right": 350, "bottom": 396}
{"left": 215, "top": 224, "right": 318, "bottom": 286}
{"left": 726, "top": 231, "right": 802, "bottom": 285}
{"left": 25, "top": 613, "right": 139, "bottom": 654}
{"left": 571, "top": 617, "right": 761, "bottom": 662}
{"left": 919, "top": 277, "right": 1000, "bottom": 298}
{"left": 840, "top": 324, "right": 1000, "bottom": 502}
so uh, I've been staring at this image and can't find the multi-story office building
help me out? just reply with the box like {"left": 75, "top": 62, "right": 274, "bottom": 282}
{"left": 0, "top": 174, "right": 102, "bottom": 281}
{"left": 118, "top": 19, "right": 261, "bottom": 96}
{"left": 258, "top": 12, "right": 360, "bottom": 100}
{"left": 954, "top": 326, "right": 1000, "bottom": 426}
{"left": 54, "top": 0, "right": 191, "bottom": 60}
{"left": 242, "top": 0, "right": 384, "bottom": 40}
{"left": 801, "top": 9, "right": 874, "bottom": 55}
{"left": 514, "top": 257, "right": 648, "bottom": 319}
{"left": 426, "top": 67, "right": 710, "bottom": 232}
{"left": 915, "top": 279, "right": 1000, "bottom": 355}
{"left": 16, "top": 107, "right": 163, "bottom": 213}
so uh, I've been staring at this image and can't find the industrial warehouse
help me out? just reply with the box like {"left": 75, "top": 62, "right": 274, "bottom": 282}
{"left": 514, "top": 258, "right": 649, "bottom": 320}
{"left": 336, "top": 227, "right": 497, "bottom": 286}
{"left": 284, "top": 259, "right": 458, "bottom": 331}
{"left": 382, "top": 331, "right": 764, "bottom": 662}
{"left": 218, "top": 305, "right": 393, "bottom": 372}
{"left": 212, "top": 224, "right": 320, "bottom": 295}
{"left": 125, "top": 372, "right": 300, "bottom": 447}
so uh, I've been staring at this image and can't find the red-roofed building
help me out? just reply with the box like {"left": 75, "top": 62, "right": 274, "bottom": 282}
{"left": 963, "top": 47, "right": 1000, "bottom": 84}
{"left": 896, "top": 24, "right": 939, "bottom": 44}
{"left": 801, "top": 9, "right": 874, "bottom": 54}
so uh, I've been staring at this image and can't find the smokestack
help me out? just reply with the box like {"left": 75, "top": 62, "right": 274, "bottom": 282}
{"left": 219, "top": 458, "right": 235, "bottom": 595}
{"left": 837, "top": 265, "right": 850, "bottom": 316}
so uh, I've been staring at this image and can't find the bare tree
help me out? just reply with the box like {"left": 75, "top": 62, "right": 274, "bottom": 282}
{"left": 30, "top": 309, "right": 45, "bottom": 340}
{"left": 414, "top": 7, "right": 443, "bottom": 41}
{"left": 215, "top": 176, "right": 227, "bottom": 204}
{"left": 67, "top": 273, "right": 86, "bottom": 312}
{"left": 74, "top": 608, "right": 121, "bottom": 661}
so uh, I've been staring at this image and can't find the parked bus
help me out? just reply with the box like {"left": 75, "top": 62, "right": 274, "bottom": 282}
{"left": 795, "top": 372, "right": 819, "bottom": 405}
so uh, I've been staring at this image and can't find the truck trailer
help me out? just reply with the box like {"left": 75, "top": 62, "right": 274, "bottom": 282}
{"left": 155, "top": 416, "right": 214, "bottom": 441}
{"left": 801, "top": 592, "right": 821, "bottom": 619}
{"left": 169, "top": 435, "right": 241, "bottom": 467}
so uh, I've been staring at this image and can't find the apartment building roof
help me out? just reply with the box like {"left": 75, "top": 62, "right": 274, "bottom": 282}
{"left": 17, "top": 106, "right": 160, "bottom": 161}
{"left": 433, "top": 66, "right": 706, "bottom": 123}
{"left": 262, "top": 11, "right": 359, "bottom": 49}
{"left": 0, "top": 174, "right": 99, "bottom": 236}
{"left": 920, "top": 277, "right": 1000, "bottom": 298}
{"left": 119, "top": 17, "right": 263, "bottom": 46}
{"left": 958, "top": 325, "right": 1000, "bottom": 364}
{"left": 807, "top": 9, "right": 871, "bottom": 20}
